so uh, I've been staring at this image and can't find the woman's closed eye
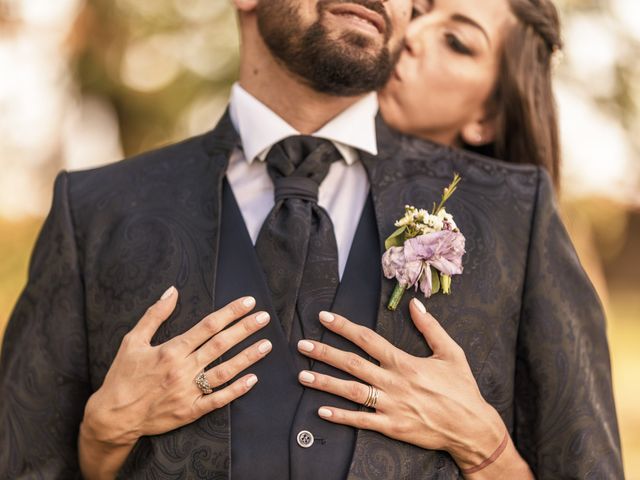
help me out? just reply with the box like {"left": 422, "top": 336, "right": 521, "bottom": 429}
{"left": 445, "top": 32, "right": 474, "bottom": 56}
{"left": 411, "top": 0, "right": 432, "bottom": 18}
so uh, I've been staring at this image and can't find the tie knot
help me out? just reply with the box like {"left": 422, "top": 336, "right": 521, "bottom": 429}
{"left": 279, "top": 135, "right": 330, "bottom": 165}
{"left": 265, "top": 136, "right": 341, "bottom": 203}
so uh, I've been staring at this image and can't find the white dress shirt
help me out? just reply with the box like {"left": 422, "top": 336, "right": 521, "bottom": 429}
{"left": 226, "top": 83, "right": 378, "bottom": 278}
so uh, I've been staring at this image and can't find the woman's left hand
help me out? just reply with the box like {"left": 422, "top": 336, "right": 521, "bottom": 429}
{"left": 296, "top": 298, "right": 505, "bottom": 471}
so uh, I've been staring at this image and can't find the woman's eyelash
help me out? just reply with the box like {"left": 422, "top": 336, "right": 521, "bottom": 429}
{"left": 445, "top": 33, "right": 473, "bottom": 55}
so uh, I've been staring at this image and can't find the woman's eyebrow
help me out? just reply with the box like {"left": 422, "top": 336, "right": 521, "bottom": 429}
{"left": 451, "top": 13, "right": 491, "bottom": 47}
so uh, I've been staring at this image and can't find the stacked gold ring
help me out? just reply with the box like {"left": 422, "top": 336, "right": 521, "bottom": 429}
{"left": 363, "top": 384, "right": 380, "bottom": 409}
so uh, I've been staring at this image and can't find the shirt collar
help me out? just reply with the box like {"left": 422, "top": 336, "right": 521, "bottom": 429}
{"left": 228, "top": 82, "right": 378, "bottom": 165}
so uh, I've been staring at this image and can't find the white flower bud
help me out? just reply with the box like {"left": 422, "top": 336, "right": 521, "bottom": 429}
{"left": 425, "top": 214, "right": 444, "bottom": 231}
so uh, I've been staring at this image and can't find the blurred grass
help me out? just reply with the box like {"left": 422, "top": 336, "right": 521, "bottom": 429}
{"left": 608, "top": 291, "right": 640, "bottom": 479}
{"left": 0, "top": 218, "right": 41, "bottom": 335}
{"left": 0, "top": 217, "right": 638, "bottom": 478}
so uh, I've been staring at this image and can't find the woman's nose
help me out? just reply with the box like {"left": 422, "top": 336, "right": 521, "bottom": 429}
{"left": 404, "top": 19, "right": 426, "bottom": 57}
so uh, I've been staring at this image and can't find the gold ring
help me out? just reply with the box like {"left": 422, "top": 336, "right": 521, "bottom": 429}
{"left": 363, "top": 384, "right": 380, "bottom": 409}
{"left": 195, "top": 370, "right": 213, "bottom": 395}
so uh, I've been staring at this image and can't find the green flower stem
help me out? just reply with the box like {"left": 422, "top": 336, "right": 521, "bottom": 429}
{"left": 432, "top": 173, "right": 462, "bottom": 214}
{"left": 387, "top": 283, "right": 407, "bottom": 311}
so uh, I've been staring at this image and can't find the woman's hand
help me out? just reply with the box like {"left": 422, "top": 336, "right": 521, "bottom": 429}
{"left": 296, "top": 298, "right": 533, "bottom": 478}
{"left": 79, "top": 287, "right": 272, "bottom": 479}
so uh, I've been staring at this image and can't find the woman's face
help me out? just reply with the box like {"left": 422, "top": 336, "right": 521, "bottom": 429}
{"left": 379, "top": 0, "right": 516, "bottom": 146}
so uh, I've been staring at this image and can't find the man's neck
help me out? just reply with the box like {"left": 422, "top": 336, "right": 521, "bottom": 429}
{"left": 238, "top": 27, "right": 366, "bottom": 134}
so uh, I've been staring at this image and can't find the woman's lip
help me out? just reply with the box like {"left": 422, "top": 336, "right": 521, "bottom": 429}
{"left": 328, "top": 3, "right": 386, "bottom": 35}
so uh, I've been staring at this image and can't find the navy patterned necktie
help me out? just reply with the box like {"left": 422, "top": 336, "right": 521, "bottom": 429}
{"left": 255, "top": 136, "right": 342, "bottom": 342}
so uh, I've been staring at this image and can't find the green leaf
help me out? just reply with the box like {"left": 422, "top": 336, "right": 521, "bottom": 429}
{"left": 430, "top": 266, "right": 440, "bottom": 294}
{"left": 441, "top": 274, "right": 452, "bottom": 294}
{"left": 384, "top": 226, "right": 407, "bottom": 250}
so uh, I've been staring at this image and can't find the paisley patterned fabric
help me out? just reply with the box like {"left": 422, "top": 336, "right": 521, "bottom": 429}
{"left": 345, "top": 124, "right": 624, "bottom": 479}
{"left": 0, "top": 112, "right": 623, "bottom": 479}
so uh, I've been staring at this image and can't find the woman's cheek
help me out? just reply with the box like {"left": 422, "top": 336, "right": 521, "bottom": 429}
{"left": 380, "top": 45, "right": 489, "bottom": 136}
{"left": 411, "top": 58, "right": 462, "bottom": 122}
{"left": 428, "top": 54, "right": 493, "bottom": 119}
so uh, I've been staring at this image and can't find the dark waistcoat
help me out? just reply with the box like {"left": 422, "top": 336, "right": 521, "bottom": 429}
{"left": 217, "top": 180, "right": 380, "bottom": 479}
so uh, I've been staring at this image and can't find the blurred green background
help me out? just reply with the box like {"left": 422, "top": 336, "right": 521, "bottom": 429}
{"left": 0, "top": 0, "right": 638, "bottom": 476}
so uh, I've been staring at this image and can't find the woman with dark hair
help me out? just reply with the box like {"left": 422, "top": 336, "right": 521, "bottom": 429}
{"left": 297, "top": 0, "right": 620, "bottom": 478}
{"left": 380, "top": 0, "right": 562, "bottom": 187}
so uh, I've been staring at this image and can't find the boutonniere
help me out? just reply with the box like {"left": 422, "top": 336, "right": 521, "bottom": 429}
{"left": 382, "top": 174, "right": 466, "bottom": 311}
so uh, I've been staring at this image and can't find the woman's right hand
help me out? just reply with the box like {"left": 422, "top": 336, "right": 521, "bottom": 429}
{"left": 78, "top": 286, "right": 272, "bottom": 478}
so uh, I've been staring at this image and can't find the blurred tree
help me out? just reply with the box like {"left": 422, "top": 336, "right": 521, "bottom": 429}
{"left": 75, "top": 0, "right": 239, "bottom": 156}
{"left": 555, "top": 0, "right": 639, "bottom": 200}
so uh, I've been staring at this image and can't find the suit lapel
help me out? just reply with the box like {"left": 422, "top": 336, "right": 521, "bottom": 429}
{"left": 356, "top": 118, "right": 447, "bottom": 355}
{"left": 202, "top": 108, "right": 240, "bottom": 293}
{"left": 347, "top": 119, "right": 456, "bottom": 479}
{"left": 198, "top": 111, "right": 248, "bottom": 479}
{"left": 357, "top": 119, "right": 420, "bottom": 350}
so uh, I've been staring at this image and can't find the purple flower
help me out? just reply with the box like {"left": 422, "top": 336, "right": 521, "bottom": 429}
{"left": 381, "top": 230, "right": 466, "bottom": 298}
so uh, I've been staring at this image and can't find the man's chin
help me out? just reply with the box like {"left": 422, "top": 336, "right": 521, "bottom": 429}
{"left": 325, "top": 30, "right": 387, "bottom": 66}
{"left": 342, "top": 31, "right": 384, "bottom": 51}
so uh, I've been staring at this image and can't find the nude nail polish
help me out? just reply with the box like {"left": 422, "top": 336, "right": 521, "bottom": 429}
{"left": 256, "top": 312, "right": 270, "bottom": 325}
{"left": 243, "top": 297, "right": 256, "bottom": 308}
{"left": 413, "top": 298, "right": 427, "bottom": 314}
{"left": 318, "top": 408, "right": 333, "bottom": 418}
{"left": 258, "top": 340, "right": 272, "bottom": 354}
{"left": 161, "top": 286, "right": 176, "bottom": 300}
{"left": 298, "top": 340, "right": 314, "bottom": 352}
{"left": 319, "top": 311, "right": 335, "bottom": 323}
{"left": 299, "top": 371, "right": 315, "bottom": 383}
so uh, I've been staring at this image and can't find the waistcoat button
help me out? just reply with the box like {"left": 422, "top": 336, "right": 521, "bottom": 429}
{"left": 297, "top": 430, "right": 315, "bottom": 448}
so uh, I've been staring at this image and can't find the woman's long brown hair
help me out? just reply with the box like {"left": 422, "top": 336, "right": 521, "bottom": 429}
{"left": 489, "top": 0, "right": 563, "bottom": 189}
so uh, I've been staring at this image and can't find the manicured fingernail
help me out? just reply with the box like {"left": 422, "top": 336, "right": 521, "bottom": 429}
{"left": 318, "top": 408, "right": 333, "bottom": 418}
{"left": 298, "top": 340, "right": 315, "bottom": 352}
{"left": 256, "top": 312, "right": 270, "bottom": 325}
{"left": 413, "top": 298, "right": 427, "bottom": 314}
{"left": 319, "top": 311, "right": 335, "bottom": 323}
{"left": 299, "top": 371, "right": 315, "bottom": 383}
{"left": 161, "top": 286, "right": 176, "bottom": 300}
{"left": 246, "top": 375, "right": 258, "bottom": 388}
{"left": 243, "top": 297, "right": 256, "bottom": 308}
{"left": 258, "top": 340, "right": 272, "bottom": 354}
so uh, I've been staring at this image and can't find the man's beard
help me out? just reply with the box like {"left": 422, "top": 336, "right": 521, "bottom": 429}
{"left": 256, "top": 0, "right": 402, "bottom": 96}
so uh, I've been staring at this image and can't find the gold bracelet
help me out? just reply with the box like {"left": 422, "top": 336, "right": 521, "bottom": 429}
{"left": 460, "top": 430, "right": 509, "bottom": 475}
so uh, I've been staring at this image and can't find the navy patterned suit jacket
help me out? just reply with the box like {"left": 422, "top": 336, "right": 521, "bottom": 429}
{"left": 0, "top": 113, "right": 624, "bottom": 478}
